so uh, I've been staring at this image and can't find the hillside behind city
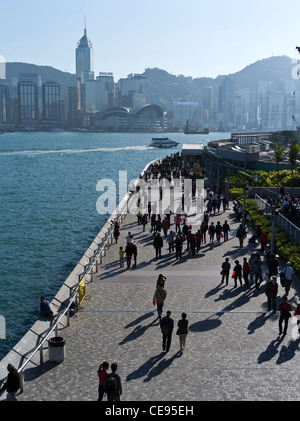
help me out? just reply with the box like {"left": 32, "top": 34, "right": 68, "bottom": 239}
{"left": 6, "top": 55, "right": 299, "bottom": 102}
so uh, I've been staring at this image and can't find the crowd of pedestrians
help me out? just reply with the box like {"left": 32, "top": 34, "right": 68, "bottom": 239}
{"left": 2, "top": 152, "right": 299, "bottom": 402}
{"left": 98, "top": 157, "right": 298, "bottom": 400}
{"left": 275, "top": 187, "right": 299, "bottom": 221}
{"left": 119, "top": 152, "right": 298, "bottom": 343}
{"left": 79, "top": 154, "right": 300, "bottom": 401}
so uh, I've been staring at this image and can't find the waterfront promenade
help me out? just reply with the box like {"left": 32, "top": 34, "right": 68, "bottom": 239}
{"left": 5, "top": 194, "right": 300, "bottom": 402}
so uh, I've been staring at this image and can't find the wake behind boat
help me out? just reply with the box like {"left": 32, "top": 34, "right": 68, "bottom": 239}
{"left": 149, "top": 137, "right": 179, "bottom": 148}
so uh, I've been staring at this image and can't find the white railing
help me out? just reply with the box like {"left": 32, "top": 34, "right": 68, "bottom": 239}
{"left": 255, "top": 194, "right": 300, "bottom": 245}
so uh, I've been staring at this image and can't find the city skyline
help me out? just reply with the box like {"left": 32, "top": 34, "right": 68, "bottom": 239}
{"left": 1, "top": 0, "right": 300, "bottom": 82}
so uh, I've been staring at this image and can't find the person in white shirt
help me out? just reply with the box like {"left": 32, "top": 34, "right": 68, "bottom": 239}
{"left": 283, "top": 262, "right": 295, "bottom": 295}
{"left": 126, "top": 232, "right": 133, "bottom": 244}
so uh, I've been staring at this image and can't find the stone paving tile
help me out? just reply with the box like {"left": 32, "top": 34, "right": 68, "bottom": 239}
{"left": 15, "top": 203, "right": 300, "bottom": 401}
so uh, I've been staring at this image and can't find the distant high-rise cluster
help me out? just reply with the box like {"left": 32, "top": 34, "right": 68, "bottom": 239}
{"left": 0, "top": 28, "right": 298, "bottom": 132}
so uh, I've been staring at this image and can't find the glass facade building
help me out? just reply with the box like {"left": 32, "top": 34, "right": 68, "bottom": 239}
{"left": 18, "top": 81, "right": 39, "bottom": 125}
{"left": 42, "top": 82, "right": 61, "bottom": 125}
{"left": 76, "top": 28, "right": 94, "bottom": 79}
{"left": 0, "top": 84, "right": 9, "bottom": 124}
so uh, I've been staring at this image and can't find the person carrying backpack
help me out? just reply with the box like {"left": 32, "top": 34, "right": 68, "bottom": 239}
{"left": 104, "top": 362, "right": 122, "bottom": 401}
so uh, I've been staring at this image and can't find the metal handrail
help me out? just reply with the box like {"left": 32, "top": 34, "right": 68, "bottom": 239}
{"left": 255, "top": 194, "right": 300, "bottom": 229}
{"left": 255, "top": 194, "right": 300, "bottom": 244}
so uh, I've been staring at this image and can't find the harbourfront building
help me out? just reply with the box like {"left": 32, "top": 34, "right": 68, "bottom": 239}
{"left": 67, "top": 86, "right": 77, "bottom": 128}
{"left": 92, "top": 104, "right": 165, "bottom": 132}
{"left": 41, "top": 82, "right": 61, "bottom": 127}
{"left": 0, "top": 83, "right": 9, "bottom": 124}
{"left": 84, "top": 73, "right": 115, "bottom": 113}
{"left": 116, "top": 74, "right": 147, "bottom": 108}
{"left": 18, "top": 80, "right": 39, "bottom": 126}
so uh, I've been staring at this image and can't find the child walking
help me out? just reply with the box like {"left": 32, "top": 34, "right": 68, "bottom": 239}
{"left": 119, "top": 247, "right": 125, "bottom": 267}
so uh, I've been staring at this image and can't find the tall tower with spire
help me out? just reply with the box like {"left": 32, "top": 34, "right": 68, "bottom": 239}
{"left": 75, "top": 20, "right": 94, "bottom": 123}
{"left": 75, "top": 22, "right": 94, "bottom": 80}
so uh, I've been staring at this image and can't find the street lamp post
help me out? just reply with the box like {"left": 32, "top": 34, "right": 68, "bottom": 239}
{"left": 270, "top": 204, "right": 277, "bottom": 255}
{"left": 239, "top": 171, "right": 260, "bottom": 230}
{"left": 242, "top": 173, "right": 246, "bottom": 229}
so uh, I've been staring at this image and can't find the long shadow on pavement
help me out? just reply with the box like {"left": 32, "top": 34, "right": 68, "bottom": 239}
{"left": 276, "top": 337, "right": 300, "bottom": 365}
{"left": 119, "top": 317, "right": 159, "bottom": 345}
{"left": 143, "top": 350, "right": 182, "bottom": 382}
{"left": 257, "top": 336, "right": 285, "bottom": 364}
{"left": 126, "top": 352, "right": 166, "bottom": 382}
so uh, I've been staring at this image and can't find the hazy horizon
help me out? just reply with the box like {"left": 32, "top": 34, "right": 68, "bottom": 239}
{"left": 3, "top": 54, "right": 295, "bottom": 83}
{"left": 1, "top": 0, "right": 300, "bottom": 81}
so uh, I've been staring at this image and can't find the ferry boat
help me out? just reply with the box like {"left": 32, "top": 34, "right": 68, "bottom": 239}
{"left": 149, "top": 137, "right": 179, "bottom": 148}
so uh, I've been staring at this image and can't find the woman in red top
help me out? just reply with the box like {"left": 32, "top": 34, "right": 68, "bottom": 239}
{"left": 97, "top": 361, "right": 109, "bottom": 401}
{"left": 260, "top": 232, "right": 268, "bottom": 252}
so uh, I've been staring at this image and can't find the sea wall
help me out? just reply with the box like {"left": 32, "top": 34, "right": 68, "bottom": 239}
{"left": 0, "top": 156, "right": 163, "bottom": 391}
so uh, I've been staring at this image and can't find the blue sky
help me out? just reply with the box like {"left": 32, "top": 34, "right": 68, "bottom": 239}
{"left": 1, "top": 0, "right": 300, "bottom": 81}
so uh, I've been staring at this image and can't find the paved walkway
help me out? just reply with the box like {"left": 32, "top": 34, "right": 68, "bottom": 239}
{"left": 13, "top": 200, "right": 300, "bottom": 401}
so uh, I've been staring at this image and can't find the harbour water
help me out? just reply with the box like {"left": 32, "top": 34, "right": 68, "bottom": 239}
{"left": 0, "top": 130, "right": 230, "bottom": 360}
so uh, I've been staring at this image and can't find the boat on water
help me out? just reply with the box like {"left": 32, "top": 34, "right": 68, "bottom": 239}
{"left": 149, "top": 137, "right": 179, "bottom": 148}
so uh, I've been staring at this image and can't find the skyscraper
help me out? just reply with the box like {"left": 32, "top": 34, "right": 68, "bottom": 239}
{"left": 0, "top": 84, "right": 9, "bottom": 124}
{"left": 75, "top": 25, "right": 94, "bottom": 123}
{"left": 42, "top": 82, "right": 61, "bottom": 126}
{"left": 218, "top": 77, "right": 236, "bottom": 128}
{"left": 18, "top": 80, "right": 39, "bottom": 125}
{"left": 76, "top": 26, "right": 94, "bottom": 80}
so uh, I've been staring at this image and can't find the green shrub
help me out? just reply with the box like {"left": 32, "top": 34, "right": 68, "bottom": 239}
{"left": 229, "top": 188, "right": 244, "bottom": 200}
{"left": 245, "top": 199, "right": 300, "bottom": 276}
{"left": 227, "top": 168, "right": 300, "bottom": 189}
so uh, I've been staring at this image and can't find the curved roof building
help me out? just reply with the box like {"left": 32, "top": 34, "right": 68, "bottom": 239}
{"left": 95, "top": 104, "right": 165, "bottom": 131}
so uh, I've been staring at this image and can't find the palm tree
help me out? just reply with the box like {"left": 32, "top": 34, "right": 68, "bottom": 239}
{"left": 288, "top": 140, "right": 300, "bottom": 198}
{"left": 273, "top": 142, "right": 286, "bottom": 197}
